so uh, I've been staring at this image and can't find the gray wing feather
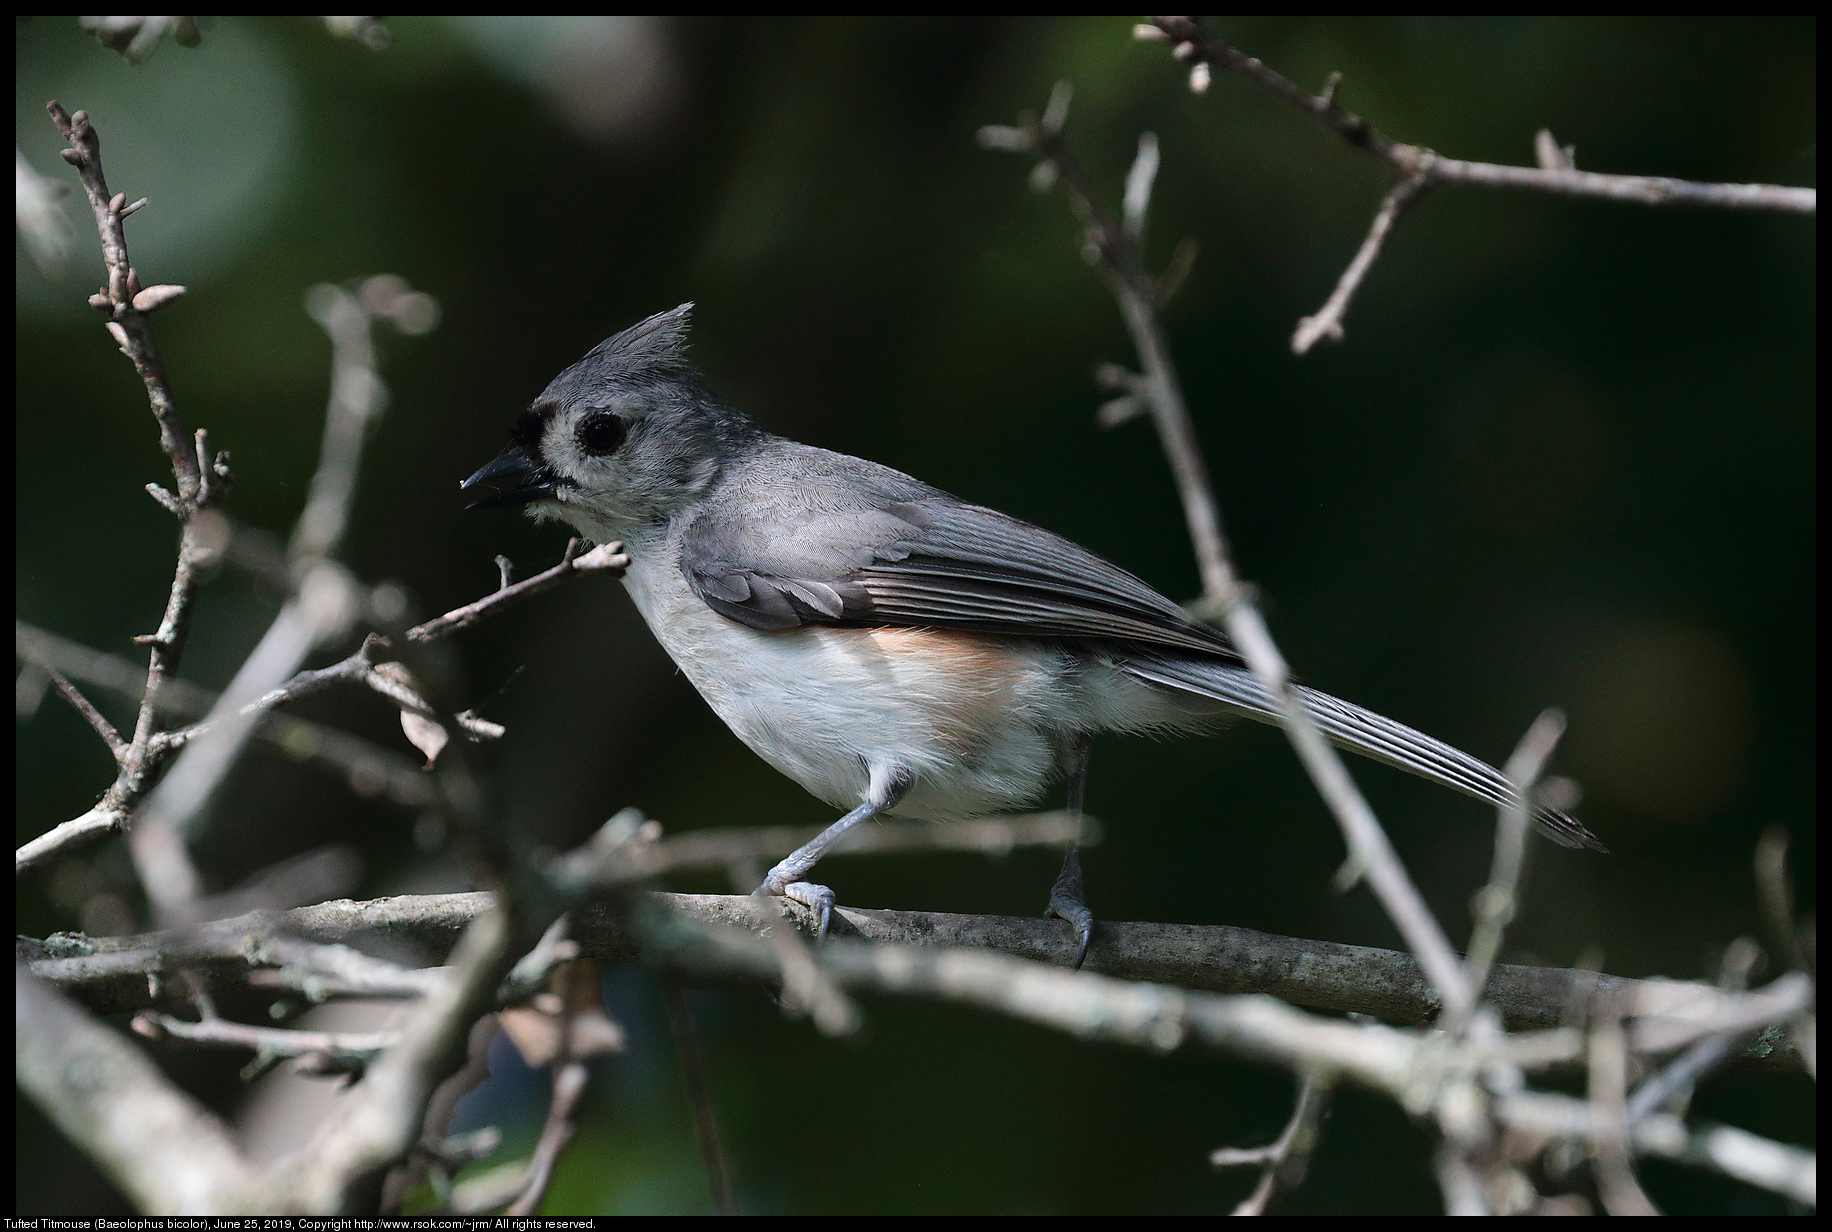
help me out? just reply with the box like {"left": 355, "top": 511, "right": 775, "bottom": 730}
{"left": 679, "top": 455, "right": 1241, "bottom": 660}
{"left": 1117, "top": 654, "right": 1607, "bottom": 852}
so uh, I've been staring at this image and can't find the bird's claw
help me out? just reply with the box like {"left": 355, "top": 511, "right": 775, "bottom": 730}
{"left": 754, "top": 877, "right": 835, "bottom": 940}
{"left": 1046, "top": 891, "right": 1095, "bottom": 969}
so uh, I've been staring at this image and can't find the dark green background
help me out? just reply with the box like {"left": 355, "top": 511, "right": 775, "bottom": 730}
{"left": 17, "top": 17, "right": 1814, "bottom": 1214}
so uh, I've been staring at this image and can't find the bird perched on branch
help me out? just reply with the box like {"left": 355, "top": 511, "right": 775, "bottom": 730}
{"left": 463, "top": 305, "right": 1603, "bottom": 965}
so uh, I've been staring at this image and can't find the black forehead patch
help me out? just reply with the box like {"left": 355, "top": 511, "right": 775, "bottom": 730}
{"left": 509, "top": 403, "right": 554, "bottom": 450}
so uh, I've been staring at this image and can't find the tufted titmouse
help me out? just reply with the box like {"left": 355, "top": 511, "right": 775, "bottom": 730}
{"left": 463, "top": 305, "right": 1603, "bottom": 964}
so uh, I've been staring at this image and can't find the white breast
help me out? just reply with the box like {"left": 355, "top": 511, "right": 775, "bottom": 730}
{"left": 619, "top": 543, "right": 1090, "bottom": 820}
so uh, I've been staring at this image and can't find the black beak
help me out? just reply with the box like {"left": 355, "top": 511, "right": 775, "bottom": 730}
{"left": 460, "top": 446, "right": 556, "bottom": 510}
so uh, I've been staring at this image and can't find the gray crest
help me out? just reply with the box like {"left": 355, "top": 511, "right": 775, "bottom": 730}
{"left": 580, "top": 302, "right": 695, "bottom": 377}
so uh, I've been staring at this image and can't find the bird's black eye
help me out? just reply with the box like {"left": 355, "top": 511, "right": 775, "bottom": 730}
{"left": 577, "top": 411, "right": 626, "bottom": 457}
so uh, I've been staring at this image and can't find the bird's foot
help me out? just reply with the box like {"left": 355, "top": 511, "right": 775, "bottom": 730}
{"left": 754, "top": 873, "right": 835, "bottom": 940}
{"left": 1045, "top": 870, "right": 1095, "bottom": 969}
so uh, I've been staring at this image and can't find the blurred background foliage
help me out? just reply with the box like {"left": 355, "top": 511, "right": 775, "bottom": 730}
{"left": 16, "top": 16, "right": 1813, "bottom": 1215}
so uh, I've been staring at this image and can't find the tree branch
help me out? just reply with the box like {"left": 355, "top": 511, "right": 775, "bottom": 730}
{"left": 41, "top": 662, "right": 127, "bottom": 762}
{"left": 16, "top": 962, "right": 255, "bottom": 1214}
{"left": 1138, "top": 18, "right": 1815, "bottom": 353}
{"left": 1144, "top": 18, "right": 1816, "bottom": 215}
{"left": 1290, "top": 172, "right": 1429, "bottom": 355}
{"left": 1212, "top": 1068, "right": 1335, "bottom": 1215}
{"left": 982, "top": 86, "right": 1477, "bottom": 1024}
{"left": 15, "top": 538, "right": 628, "bottom": 876}
{"left": 22, "top": 889, "right": 1808, "bottom": 1073}
{"left": 34, "top": 104, "right": 228, "bottom": 880}
{"left": 16, "top": 619, "right": 436, "bottom": 810}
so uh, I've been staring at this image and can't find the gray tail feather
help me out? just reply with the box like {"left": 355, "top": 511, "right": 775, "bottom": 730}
{"left": 1118, "top": 656, "right": 1607, "bottom": 853}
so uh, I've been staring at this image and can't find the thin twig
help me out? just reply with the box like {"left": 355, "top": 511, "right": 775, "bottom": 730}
{"left": 982, "top": 87, "right": 1476, "bottom": 1022}
{"left": 1626, "top": 1031, "right": 1744, "bottom": 1125}
{"left": 1145, "top": 18, "right": 1816, "bottom": 214}
{"left": 31, "top": 105, "right": 228, "bottom": 883}
{"left": 552, "top": 810, "right": 1092, "bottom": 896}
{"left": 130, "top": 580, "right": 362, "bottom": 923}
{"left": 1452, "top": 709, "right": 1565, "bottom": 1032}
{"left": 46, "top": 103, "right": 198, "bottom": 496}
{"left": 1290, "top": 172, "right": 1429, "bottom": 354}
{"left": 504, "top": 966, "right": 585, "bottom": 1216}
{"left": 1213, "top": 1068, "right": 1335, "bottom": 1214}
{"left": 43, "top": 663, "right": 127, "bottom": 761}
{"left": 1630, "top": 1115, "right": 1817, "bottom": 1206}
{"left": 244, "top": 936, "right": 447, "bottom": 1002}
{"left": 504, "top": 1059, "right": 587, "bottom": 1215}
{"left": 664, "top": 983, "right": 737, "bottom": 1215}
{"left": 16, "top": 538, "right": 626, "bottom": 876}
{"left": 131, "top": 1009, "right": 399, "bottom": 1075}
{"left": 1587, "top": 987, "right": 1662, "bottom": 1215}
{"left": 406, "top": 538, "right": 627, "bottom": 645}
{"left": 276, "top": 905, "right": 519, "bottom": 1212}
{"left": 380, "top": 1013, "right": 501, "bottom": 1213}
{"left": 1140, "top": 18, "right": 1814, "bottom": 353}
{"left": 1626, "top": 970, "right": 1812, "bottom": 1055}
{"left": 292, "top": 282, "right": 387, "bottom": 564}
{"left": 495, "top": 958, "right": 625, "bottom": 1214}
{"left": 126, "top": 277, "right": 442, "bottom": 925}
{"left": 1753, "top": 826, "right": 1805, "bottom": 974}
{"left": 16, "top": 619, "right": 435, "bottom": 808}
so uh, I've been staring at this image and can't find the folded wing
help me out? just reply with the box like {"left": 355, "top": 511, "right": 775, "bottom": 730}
{"left": 680, "top": 472, "right": 1242, "bottom": 662}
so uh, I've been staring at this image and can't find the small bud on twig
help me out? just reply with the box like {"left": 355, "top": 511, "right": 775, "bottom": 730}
{"left": 1041, "top": 81, "right": 1073, "bottom": 137}
{"left": 357, "top": 273, "right": 409, "bottom": 317}
{"left": 132, "top": 284, "right": 188, "bottom": 313}
{"left": 61, "top": 149, "right": 84, "bottom": 166}
{"left": 106, "top": 322, "right": 131, "bottom": 352}
{"left": 1123, "top": 132, "right": 1160, "bottom": 239}
{"left": 88, "top": 293, "right": 111, "bottom": 311}
{"left": 367, "top": 582, "right": 411, "bottom": 627}
{"left": 1094, "top": 362, "right": 1143, "bottom": 393}
{"left": 1189, "top": 62, "right": 1211, "bottom": 95}
{"left": 122, "top": 197, "right": 148, "bottom": 217}
{"left": 145, "top": 483, "right": 185, "bottom": 517}
{"left": 1319, "top": 72, "right": 1343, "bottom": 107}
{"left": 1534, "top": 129, "right": 1576, "bottom": 171}
{"left": 109, "top": 192, "right": 126, "bottom": 214}
{"left": 1133, "top": 23, "right": 1171, "bottom": 42}
{"left": 1097, "top": 395, "right": 1150, "bottom": 429}
{"left": 388, "top": 292, "right": 440, "bottom": 336}
{"left": 976, "top": 124, "right": 1033, "bottom": 153}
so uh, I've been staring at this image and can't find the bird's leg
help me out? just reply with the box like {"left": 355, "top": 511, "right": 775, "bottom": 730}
{"left": 1045, "top": 734, "right": 1096, "bottom": 968}
{"left": 755, "top": 769, "right": 911, "bottom": 940}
